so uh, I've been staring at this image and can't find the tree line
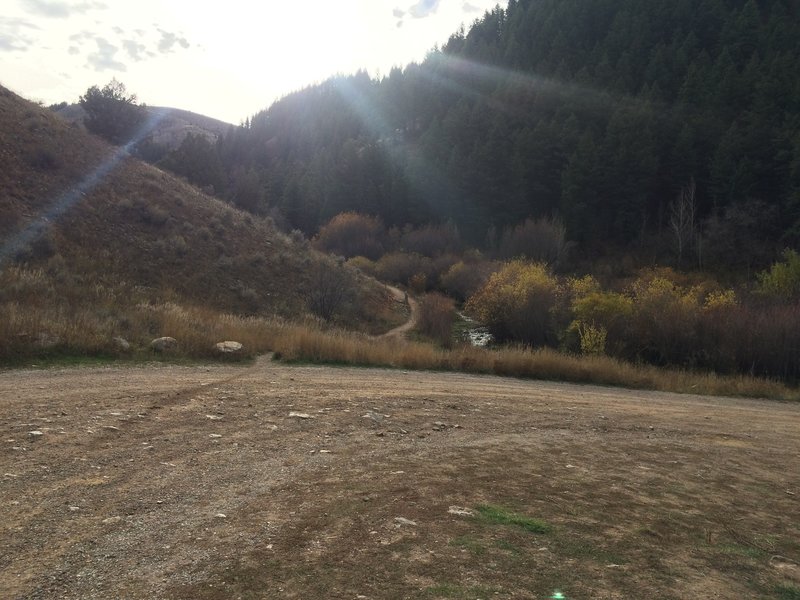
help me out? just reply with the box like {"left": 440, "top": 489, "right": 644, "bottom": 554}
{"left": 92, "top": 0, "right": 800, "bottom": 274}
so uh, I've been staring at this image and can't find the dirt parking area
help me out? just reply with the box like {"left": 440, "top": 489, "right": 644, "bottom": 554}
{"left": 1, "top": 357, "right": 799, "bottom": 599}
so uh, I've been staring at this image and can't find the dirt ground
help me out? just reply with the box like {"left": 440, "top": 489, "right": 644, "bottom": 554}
{"left": 1, "top": 357, "right": 799, "bottom": 600}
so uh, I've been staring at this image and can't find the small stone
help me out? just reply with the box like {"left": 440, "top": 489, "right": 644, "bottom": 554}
{"left": 288, "top": 412, "right": 313, "bottom": 419}
{"left": 215, "top": 513, "right": 227, "bottom": 519}
{"left": 69, "top": 506, "right": 80, "bottom": 511}
{"left": 394, "top": 517, "right": 417, "bottom": 527}
{"left": 209, "top": 434, "right": 222, "bottom": 438}
{"left": 448, "top": 506, "right": 474, "bottom": 517}
{"left": 29, "top": 430, "right": 44, "bottom": 437}
{"left": 205, "top": 415, "right": 222, "bottom": 420}
{"left": 102, "top": 516, "right": 122, "bottom": 524}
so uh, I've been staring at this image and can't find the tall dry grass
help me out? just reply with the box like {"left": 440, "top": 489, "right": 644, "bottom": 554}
{"left": 270, "top": 324, "right": 795, "bottom": 401}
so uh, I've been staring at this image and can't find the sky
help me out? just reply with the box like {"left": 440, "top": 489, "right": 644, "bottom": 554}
{"left": 1, "top": 0, "right": 506, "bottom": 124}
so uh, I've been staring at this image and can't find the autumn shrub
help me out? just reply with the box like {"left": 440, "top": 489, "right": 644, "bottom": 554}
{"left": 757, "top": 249, "right": 800, "bottom": 299}
{"left": 626, "top": 276, "right": 702, "bottom": 366}
{"left": 375, "top": 252, "right": 433, "bottom": 288}
{"left": 568, "top": 278, "right": 633, "bottom": 355}
{"left": 465, "top": 260, "right": 560, "bottom": 347}
{"left": 346, "top": 255, "right": 378, "bottom": 277}
{"left": 440, "top": 259, "right": 499, "bottom": 302}
{"left": 400, "top": 223, "right": 462, "bottom": 257}
{"left": 416, "top": 292, "right": 456, "bottom": 347}
{"left": 313, "top": 212, "right": 385, "bottom": 260}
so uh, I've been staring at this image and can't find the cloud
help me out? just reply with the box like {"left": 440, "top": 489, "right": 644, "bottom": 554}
{"left": 462, "top": 2, "right": 480, "bottom": 12}
{"left": 392, "top": 8, "right": 405, "bottom": 18}
{"left": 0, "top": 17, "right": 39, "bottom": 52}
{"left": 122, "top": 38, "right": 146, "bottom": 61}
{"left": 408, "top": 0, "right": 440, "bottom": 18}
{"left": 21, "top": 0, "right": 107, "bottom": 19}
{"left": 86, "top": 37, "right": 126, "bottom": 71}
{"left": 157, "top": 29, "right": 190, "bottom": 54}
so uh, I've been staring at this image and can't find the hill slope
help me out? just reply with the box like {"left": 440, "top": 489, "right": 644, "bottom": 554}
{"left": 0, "top": 86, "right": 397, "bottom": 361}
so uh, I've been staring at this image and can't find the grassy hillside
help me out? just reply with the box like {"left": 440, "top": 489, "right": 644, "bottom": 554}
{"left": 0, "top": 85, "right": 400, "bottom": 362}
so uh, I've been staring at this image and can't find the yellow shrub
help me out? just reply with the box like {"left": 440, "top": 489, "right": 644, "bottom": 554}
{"left": 465, "top": 260, "right": 560, "bottom": 346}
{"left": 703, "top": 289, "right": 737, "bottom": 311}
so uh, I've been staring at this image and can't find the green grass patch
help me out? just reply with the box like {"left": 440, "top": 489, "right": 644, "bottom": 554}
{"left": 475, "top": 504, "right": 551, "bottom": 534}
{"left": 777, "top": 585, "right": 800, "bottom": 600}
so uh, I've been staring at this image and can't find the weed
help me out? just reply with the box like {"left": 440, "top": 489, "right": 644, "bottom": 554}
{"left": 474, "top": 505, "right": 551, "bottom": 534}
{"left": 450, "top": 535, "right": 486, "bottom": 556}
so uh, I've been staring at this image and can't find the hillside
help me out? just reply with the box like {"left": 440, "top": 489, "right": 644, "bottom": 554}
{"left": 0, "top": 85, "right": 399, "bottom": 361}
{"left": 52, "top": 102, "right": 232, "bottom": 153}
{"left": 160, "top": 0, "right": 800, "bottom": 272}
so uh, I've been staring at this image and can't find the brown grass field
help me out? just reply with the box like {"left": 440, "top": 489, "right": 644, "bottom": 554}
{"left": 1, "top": 356, "right": 799, "bottom": 599}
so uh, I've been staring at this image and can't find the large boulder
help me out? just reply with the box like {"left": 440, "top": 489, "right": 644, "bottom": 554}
{"left": 150, "top": 337, "right": 178, "bottom": 352}
{"left": 214, "top": 341, "right": 243, "bottom": 354}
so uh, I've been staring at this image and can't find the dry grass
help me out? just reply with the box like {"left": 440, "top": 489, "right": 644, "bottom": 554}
{"left": 3, "top": 291, "right": 793, "bottom": 401}
{"left": 269, "top": 322, "right": 796, "bottom": 401}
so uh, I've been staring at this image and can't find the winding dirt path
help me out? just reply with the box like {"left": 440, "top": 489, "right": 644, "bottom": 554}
{"left": 379, "top": 285, "right": 419, "bottom": 340}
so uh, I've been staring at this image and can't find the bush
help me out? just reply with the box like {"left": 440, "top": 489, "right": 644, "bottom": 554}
{"left": 375, "top": 252, "right": 433, "bottom": 287}
{"left": 569, "top": 287, "right": 633, "bottom": 355}
{"left": 465, "top": 260, "right": 560, "bottom": 347}
{"left": 79, "top": 79, "right": 147, "bottom": 145}
{"left": 313, "top": 212, "right": 385, "bottom": 260}
{"left": 440, "top": 260, "right": 498, "bottom": 302}
{"left": 757, "top": 249, "right": 800, "bottom": 299}
{"left": 400, "top": 223, "right": 462, "bottom": 257}
{"left": 416, "top": 293, "right": 456, "bottom": 347}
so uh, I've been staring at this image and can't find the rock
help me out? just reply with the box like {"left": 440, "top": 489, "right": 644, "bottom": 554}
{"left": 209, "top": 434, "right": 222, "bottom": 438}
{"left": 102, "top": 516, "right": 122, "bottom": 524}
{"left": 215, "top": 513, "right": 227, "bottom": 519}
{"left": 112, "top": 336, "right": 131, "bottom": 351}
{"left": 432, "top": 421, "right": 448, "bottom": 431}
{"left": 288, "top": 412, "right": 313, "bottom": 419}
{"left": 214, "top": 341, "right": 243, "bottom": 354}
{"left": 150, "top": 337, "right": 177, "bottom": 352}
{"left": 448, "top": 506, "right": 474, "bottom": 517}
{"left": 69, "top": 506, "right": 80, "bottom": 511}
{"left": 394, "top": 517, "right": 417, "bottom": 527}
{"left": 29, "top": 430, "right": 44, "bottom": 437}
{"left": 363, "top": 411, "right": 388, "bottom": 424}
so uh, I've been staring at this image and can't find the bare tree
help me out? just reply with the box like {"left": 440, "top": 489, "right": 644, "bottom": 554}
{"left": 303, "top": 260, "right": 354, "bottom": 321}
{"left": 669, "top": 178, "right": 696, "bottom": 267}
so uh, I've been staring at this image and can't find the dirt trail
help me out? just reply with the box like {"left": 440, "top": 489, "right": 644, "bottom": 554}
{"left": 1, "top": 358, "right": 799, "bottom": 599}
{"left": 379, "top": 285, "right": 418, "bottom": 340}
